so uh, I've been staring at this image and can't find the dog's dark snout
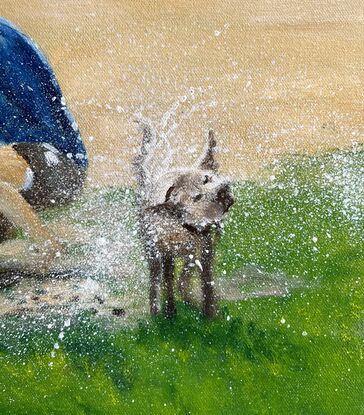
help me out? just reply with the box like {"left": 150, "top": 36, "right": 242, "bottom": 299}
{"left": 216, "top": 185, "right": 234, "bottom": 211}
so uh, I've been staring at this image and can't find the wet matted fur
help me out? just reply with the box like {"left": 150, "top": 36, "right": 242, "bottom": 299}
{"left": 135, "top": 121, "right": 234, "bottom": 318}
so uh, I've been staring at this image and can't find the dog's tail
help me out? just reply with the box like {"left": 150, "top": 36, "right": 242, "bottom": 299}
{"left": 133, "top": 116, "right": 157, "bottom": 194}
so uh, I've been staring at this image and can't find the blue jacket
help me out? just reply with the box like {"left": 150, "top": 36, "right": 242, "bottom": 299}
{"left": 0, "top": 18, "right": 87, "bottom": 168}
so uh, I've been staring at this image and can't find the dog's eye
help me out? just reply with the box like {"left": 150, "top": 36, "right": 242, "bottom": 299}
{"left": 203, "top": 175, "right": 211, "bottom": 185}
{"left": 193, "top": 194, "right": 203, "bottom": 202}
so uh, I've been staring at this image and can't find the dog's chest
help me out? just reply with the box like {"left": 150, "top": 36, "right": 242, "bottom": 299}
{"left": 143, "top": 211, "right": 198, "bottom": 254}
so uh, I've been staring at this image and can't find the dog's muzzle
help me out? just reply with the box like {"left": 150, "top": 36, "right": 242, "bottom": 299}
{"left": 216, "top": 184, "right": 234, "bottom": 212}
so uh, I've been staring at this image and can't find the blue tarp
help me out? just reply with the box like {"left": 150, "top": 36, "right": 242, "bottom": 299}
{"left": 0, "top": 17, "right": 87, "bottom": 168}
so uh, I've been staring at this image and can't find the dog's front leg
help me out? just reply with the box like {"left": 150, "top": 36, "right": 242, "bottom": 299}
{"left": 200, "top": 231, "right": 217, "bottom": 318}
{"left": 162, "top": 252, "right": 176, "bottom": 318}
{"left": 148, "top": 254, "right": 162, "bottom": 316}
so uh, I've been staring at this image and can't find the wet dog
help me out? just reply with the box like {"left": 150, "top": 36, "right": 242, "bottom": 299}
{"left": 135, "top": 121, "right": 233, "bottom": 318}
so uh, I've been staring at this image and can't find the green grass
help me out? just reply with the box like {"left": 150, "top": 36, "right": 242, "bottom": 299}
{"left": 0, "top": 147, "right": 363, "bottom": 414}
{"left": 216, "top": 148, "right": 363, "bottom": 282}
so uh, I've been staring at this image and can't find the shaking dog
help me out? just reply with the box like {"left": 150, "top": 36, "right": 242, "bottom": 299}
{"left": 135, "top": 121, "right": 233, "bottom": 318}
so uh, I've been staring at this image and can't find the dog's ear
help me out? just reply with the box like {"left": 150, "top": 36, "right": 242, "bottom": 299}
{"left": 165, "top": 185, "right": 175, "bottom": 203}
{"left": 162, "top": 183, "right": 183, "bottom": 209}
{"left": 200, "top": 130, "right": 218, "bottom": 171}
{"left": 151, "top": 184, "right": 184, "bottom": 216}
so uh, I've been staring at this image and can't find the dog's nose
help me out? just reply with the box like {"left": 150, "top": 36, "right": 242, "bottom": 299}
{"left": 216, "top": 185, "right": 234, "bottom": 212}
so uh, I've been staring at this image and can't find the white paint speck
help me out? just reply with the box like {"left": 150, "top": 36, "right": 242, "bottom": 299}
{"left": 195, "top": 259, "right": 203, "bottom": 271}
{"left": 44, "top": 151, "right": 60, "bottom": 167}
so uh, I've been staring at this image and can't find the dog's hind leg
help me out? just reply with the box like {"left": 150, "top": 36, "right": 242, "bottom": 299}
{"left": 162, "top": 252, "right": 176, "bottom": 318}
{"left": 200, "top": 231, "right": 217, "bottom": 318}
{"left": 149, "top": 255, "right": 162, "bottom": 315}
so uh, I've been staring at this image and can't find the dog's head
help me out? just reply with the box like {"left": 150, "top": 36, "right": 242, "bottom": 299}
{"left": 161, "top": 131, "right": 234, "bottom": 231}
